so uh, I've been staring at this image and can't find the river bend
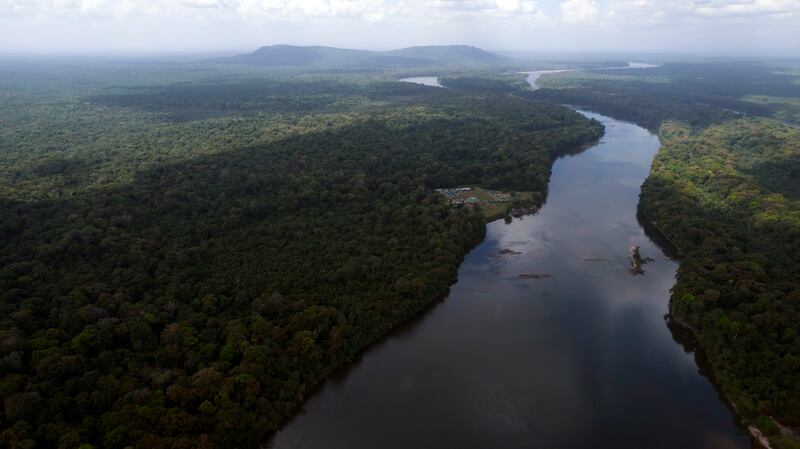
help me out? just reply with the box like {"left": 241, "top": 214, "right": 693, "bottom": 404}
{"left": 270, "top": 74, "right": 750, "bottom": 449}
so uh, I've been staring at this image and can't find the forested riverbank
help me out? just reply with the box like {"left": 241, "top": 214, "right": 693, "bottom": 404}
{"left": 270, "top": 102, "right": 750, "bottom": 449}
{"left": 639, "top": 120, "right": 800, "bottom": 449}
{"left": 4, "top": 56, "right": 799, "bottom": 449}
{"left": 0, "top": 64, "right": 603, "bottom": 448}
{"left": 536, "top": 63, "right": 800, "bottom": 449}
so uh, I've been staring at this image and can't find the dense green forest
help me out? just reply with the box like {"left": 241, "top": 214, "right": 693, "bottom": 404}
{"left": 5, "top": 56, "right": 800, "bottom": 449}
{"left": 533, "top": 82, "right": 739, "bottom": 130}
{"left": 533, "top": 62, "right": 800, "bottom": 128}
{"left": 439, "top": 74, "right": 531, "bottom": 95}
{"left": 536, "top": 61, "right": 800, "bottom": 448}
{"left": 0, "top": 64, "right": 603, "bottom": 448}
{"left": 640, "top": 120, "right": 800, "bottom": 448}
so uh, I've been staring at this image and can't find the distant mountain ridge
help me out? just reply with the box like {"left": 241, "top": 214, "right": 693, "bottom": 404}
{"left": 216, "top": 44, "right": 503, "bottom": 67}
{"left": 384, "top": 45, "right": 501, "bottom": 63}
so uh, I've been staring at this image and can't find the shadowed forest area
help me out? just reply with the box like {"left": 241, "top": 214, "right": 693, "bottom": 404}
{"left": 0, "top": 62, "right": 603, "bottom": 449}
{"left": 4, "top": 55, "right": 800, "bottom": 449}
{"left": 4, "top": 0, "right": 800, "bottom": 446}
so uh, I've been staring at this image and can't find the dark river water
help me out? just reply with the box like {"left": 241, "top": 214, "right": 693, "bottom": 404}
{"left": 269, "top": 74, "right": 751, "bottom": 449}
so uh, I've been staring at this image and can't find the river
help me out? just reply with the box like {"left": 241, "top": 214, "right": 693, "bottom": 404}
{"left": 269, "top": 72, "right": 751, "bottom": 449}
{"left": 398, "top": 76, "right": 443, "bottom": 87}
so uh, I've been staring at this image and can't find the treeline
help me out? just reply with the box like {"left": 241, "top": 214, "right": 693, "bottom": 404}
{"left": 533, "top": 84, "right": 739, "bottom": 130}
{"left": 439, "top": 75, "right": 530, "bottom": 95}
{"left": 639, "top": 120, "right": 800, "bottom": 449}
{"left": 620, "top": 63, "right": 800, "bottom": 120}
{"left": 0, "top": 73, "right": 603, "bottom": 449}
{"left": 87, "top": 79, "right": 442, "bottom": 122}
{"left": 533, "top": 62, "right": 800, "bottom": 128}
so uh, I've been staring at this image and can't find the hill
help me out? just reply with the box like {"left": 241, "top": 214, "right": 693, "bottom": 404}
{"left": 216, "top": 44, "right": 503, "bottom": 68}
{"left": 216, "top": 45, "right": 418, "bottom": 68}
{"left": 385, "top": 45, "right": 501, "bottom": 63}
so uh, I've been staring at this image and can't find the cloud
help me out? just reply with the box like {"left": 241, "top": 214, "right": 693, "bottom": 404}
{"left": 691, "top": 0, "right": 800, "bottom": 18}
{"left": 0, "top": 0, "right": 549, "bottom": 21}
{"left": 181, "top": 0, "right": 225, "bottom": 8}
{"left": 1, "top": 0, "right": 798, "bottom": 53}
{"left": 560, "top": 0, "right": 599, "bottom": 23}
{"left": 602, "top": 0, "right": 800, "bottom": 24}
{"left": 7, "top": 0, "right": 798, "bottom": 24}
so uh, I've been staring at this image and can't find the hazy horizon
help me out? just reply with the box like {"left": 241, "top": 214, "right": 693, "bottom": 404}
{"left": 2, "top": 0, "right": 800, "bottom": 57}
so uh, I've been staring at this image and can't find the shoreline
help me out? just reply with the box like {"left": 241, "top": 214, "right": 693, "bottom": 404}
{"left": 577, "top": 92, "right": 784, "bottom": 448}
{"left": 265, "top": 123, "right": 603, "bottom": 446}
{"left": 638, "top": 170, "right": 777, "bottom": 449}
{"left": 667, "top": 307, "right": 771, "bottom": 449}
{"left": 270, "top": 79, "right": 754, "bottom": 449}
{"left": 262, "top": 239, "right": 480, "bottom": 447}
{"left": 265, "top": 187, "right": 546, "bottom": 446}
{"left": 565, "top": 100, "right": 770, "bottom": 448}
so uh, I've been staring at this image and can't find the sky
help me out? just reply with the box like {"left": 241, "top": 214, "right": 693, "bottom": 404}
{"left": 2, "top": 0, "right": 800, "bottom": 55}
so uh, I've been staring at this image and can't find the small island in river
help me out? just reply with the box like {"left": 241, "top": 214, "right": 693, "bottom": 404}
{"left": 629, "top": 245, "right": 655, "bottom": 275}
